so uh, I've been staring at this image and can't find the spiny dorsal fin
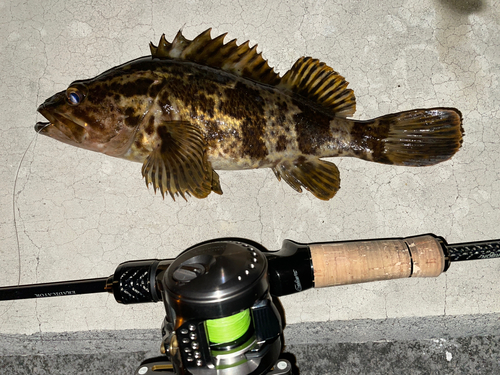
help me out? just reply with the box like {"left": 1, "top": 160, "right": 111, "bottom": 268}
{"left": 150, "top": 29, "right": 281, "bottom": 86}
{"left": 279, "top": 57, "right": 356, "bottom": 117}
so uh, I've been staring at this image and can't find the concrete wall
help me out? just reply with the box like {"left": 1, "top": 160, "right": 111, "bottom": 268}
{"left": 1, "top": 0, "right": 499, "bottom": 373}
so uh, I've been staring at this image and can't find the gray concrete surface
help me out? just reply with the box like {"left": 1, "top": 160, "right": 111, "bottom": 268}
{"left": 1, "top": 314, "right": 499, "bottom": 374}
{"left": 1, "top": 338, "right": 500, "bottom": 375}
{"left": 2, "top": 0, "right": 500, "bottom": 336}
{"left": 1, "top": 0, "right": 500, "bottom": 374}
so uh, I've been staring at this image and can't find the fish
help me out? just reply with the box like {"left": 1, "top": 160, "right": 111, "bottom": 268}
{"left": 35, "top": 29, "right": 463, "bottom": 201}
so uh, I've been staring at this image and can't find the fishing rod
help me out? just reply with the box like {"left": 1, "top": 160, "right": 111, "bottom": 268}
{"left": 1, "top": 234, "right": 499, "bottom": 374}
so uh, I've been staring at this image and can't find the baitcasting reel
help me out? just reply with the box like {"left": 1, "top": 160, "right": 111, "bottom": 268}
{"left": 2, "top": 234, "right": 500, "bottom": 374}
{"left": 111, "top": 237, "right": 310, "bottom": 374}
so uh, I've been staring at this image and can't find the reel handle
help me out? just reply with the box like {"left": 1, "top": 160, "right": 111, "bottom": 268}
{"left": 309, "top": 234, "right": 448, "bottom": 288}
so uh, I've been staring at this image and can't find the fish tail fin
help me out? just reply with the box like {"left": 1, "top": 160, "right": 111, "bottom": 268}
{"left": 353, "top": 108, "right": 463, "bottom": 166}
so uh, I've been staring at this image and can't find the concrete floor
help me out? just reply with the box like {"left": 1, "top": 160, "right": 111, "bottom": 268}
{"left": 1, "top": 337, "right": 500, "bottom": 375}
{"left": 1, "top": 314, "right": 499, "bottom": 374}
{"left": 1, "top": 0, "right": 500, "bottom": 373}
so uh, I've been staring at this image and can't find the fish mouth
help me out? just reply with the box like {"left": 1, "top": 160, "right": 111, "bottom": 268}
{"left": 35, "top": 121, "right": 50, "bottom": 133}
{"left": 36, "top": 106, "right": 88, "bottom": 144}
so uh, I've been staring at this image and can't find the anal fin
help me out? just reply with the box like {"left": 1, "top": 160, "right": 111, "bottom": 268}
{"left": 141, "top": 121, "right": 222, "bottom": 200}
{"left": 272, "top": 157, "right": 340, "bottom": 200}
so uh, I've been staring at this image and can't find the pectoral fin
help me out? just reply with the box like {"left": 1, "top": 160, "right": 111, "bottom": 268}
{"left": 272, "top": 157, "right": 340, "bottom": 200}
{"left": 141, "top": 121, "right": 222, "bottom": 200}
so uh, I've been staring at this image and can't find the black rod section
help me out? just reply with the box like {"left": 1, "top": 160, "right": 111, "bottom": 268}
{"left": 447, "top": 239, "right": 500, "bottom": 262}
{"left": 0, "top": 277, "right": 110, "bottom": 301}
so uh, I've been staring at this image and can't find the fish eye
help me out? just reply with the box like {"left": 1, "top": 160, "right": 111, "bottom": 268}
{"left": 66, "top": 87, "right": 85, "bottom": 106}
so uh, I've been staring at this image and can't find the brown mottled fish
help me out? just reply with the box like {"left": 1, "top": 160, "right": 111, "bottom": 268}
{"left": 36, "top": 29, "right": 463, "bottom": 200}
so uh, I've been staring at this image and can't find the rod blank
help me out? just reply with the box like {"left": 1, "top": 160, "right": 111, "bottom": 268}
{"left": 0, "top": 277, "right": 109, "bottom": 301}
{"left": 447, "top": 240, "right": 500, "bottom": 262}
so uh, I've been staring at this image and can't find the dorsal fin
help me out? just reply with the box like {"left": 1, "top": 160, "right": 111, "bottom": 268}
{"left": 150, "top": 30, "right": 356, "bottom": 116}
{"left": 278, "top": 57, "right": 356, "bottom": 117}
{"left": 150, "top": 29, "right": 281, "bottom": 86}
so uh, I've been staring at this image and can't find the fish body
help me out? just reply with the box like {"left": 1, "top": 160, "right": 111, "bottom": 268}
{"left": 36, "top": 29, "right": 463, "bottom": 200}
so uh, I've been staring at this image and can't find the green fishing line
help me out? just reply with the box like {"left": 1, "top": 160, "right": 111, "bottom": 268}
{"left": 205, "top": 309, "right": 251, "bottom": 344}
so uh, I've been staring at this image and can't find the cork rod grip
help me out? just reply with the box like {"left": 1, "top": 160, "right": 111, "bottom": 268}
{"left": 310, "top": 235, "right": 446, "bottom": 288}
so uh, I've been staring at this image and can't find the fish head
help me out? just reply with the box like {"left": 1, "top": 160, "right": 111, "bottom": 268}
{"left": 35, "top": 76, "right": 149, "bottom": 157}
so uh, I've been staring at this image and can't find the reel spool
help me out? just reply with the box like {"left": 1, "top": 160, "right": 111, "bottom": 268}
{"left": 159, "top": 239, "right": 283, "bottom": 374}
